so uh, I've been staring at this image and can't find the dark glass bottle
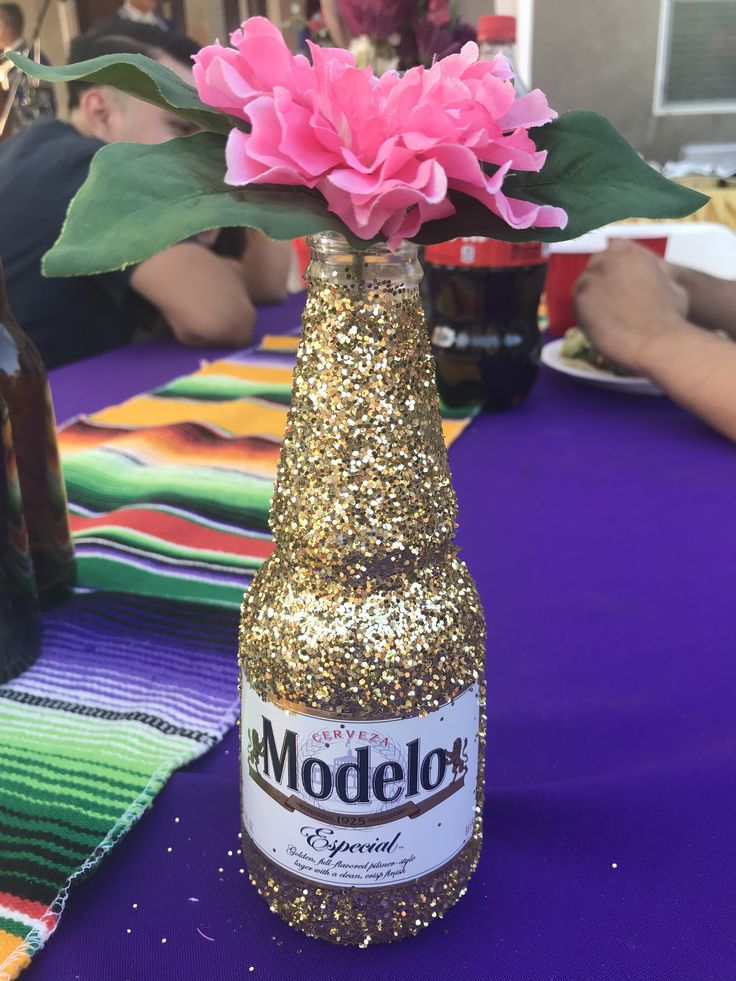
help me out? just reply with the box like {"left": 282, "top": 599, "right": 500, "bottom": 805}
{"left": 0, "top": 264, "right": 75, "bottom": 606}
{"left": 425, "top": 238, "right": 547, "bottom": 412}
{"left": 0, "top": 390, "right": 40, "bottom": 682}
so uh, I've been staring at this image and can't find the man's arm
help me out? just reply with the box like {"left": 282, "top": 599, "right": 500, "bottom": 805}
{"left": 636, "top": 319, "right": 736, "bottom": 442}
{"left": 670, "top": 264, "right": 736, "bottom": 340}
{"left": 231, "top": 231, "right": 293, "bottom": 305}
{"left": 573, "top": 240, "right": 736, "bottom": 442}
{"left": 130, "top": 242, "right": 256, "bottom": 346}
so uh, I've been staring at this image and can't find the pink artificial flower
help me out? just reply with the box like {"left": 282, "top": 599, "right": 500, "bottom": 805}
{"left": 193, "top": 17, "right": 567, "bottom": 249}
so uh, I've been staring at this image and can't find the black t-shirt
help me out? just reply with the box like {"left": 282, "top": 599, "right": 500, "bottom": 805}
{"left": 0, "top": 120, "right": 137, "bottom": 369}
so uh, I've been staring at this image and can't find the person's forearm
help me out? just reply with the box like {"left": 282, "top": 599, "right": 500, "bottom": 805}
{"left": 673, "top": 266, "right": 736, "bottom": 339}
{"left": 235, "top": 233, "right": 292, "bottom": 304}
{"left": 130, "top": 244, "right": 255, "bottom": 346}
{"left": 641, "top": 315, "right": 736, "bottom": 442}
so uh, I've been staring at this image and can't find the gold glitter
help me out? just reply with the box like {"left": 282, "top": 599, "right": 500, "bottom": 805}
{"left": 239, "top": 233, "right": 486, "bottom": 945}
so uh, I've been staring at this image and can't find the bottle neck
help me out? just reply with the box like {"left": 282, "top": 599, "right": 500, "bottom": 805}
{"left": 478, "top": 40, "right": 528, "bottom": 97}
{"left": 269, "top": 234, "right": 457, "bottom": 581}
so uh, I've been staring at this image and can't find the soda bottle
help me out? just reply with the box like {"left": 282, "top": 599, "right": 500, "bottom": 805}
{"left": 426, "top": 238, "right": 547, "bottom": 412}
{"left": 477, "top": 14, "right": 529, "bottom": 96}
{"left": 425, "top": 15, "right": 546, "bottom": 413}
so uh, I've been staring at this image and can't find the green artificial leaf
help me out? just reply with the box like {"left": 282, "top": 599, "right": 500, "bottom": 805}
{"left": 413, "top": 110, "right": 709, "bottom": 245}
{"left": 6, "top": 51, "right": 241, "bottom": 136}
{"left": 43, "top": 132, "right": 363, "bottom": 277}
{"left": 43, "top": 107, "right": 710, "bottom": 277}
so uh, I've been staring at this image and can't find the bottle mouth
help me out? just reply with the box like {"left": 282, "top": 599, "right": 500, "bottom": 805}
{"left": 306, "top": 231, "right": 418, "bottom": 261}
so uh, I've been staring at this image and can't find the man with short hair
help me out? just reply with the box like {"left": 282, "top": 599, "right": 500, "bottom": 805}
{"left": 0, "top": 24, "right": 291, "bottom": 369}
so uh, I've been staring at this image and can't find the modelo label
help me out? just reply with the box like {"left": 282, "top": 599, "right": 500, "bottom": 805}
{"left": 241, "top": 681, "right": 480, "bottom": 888}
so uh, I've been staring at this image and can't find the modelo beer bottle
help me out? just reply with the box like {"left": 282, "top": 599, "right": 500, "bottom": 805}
{"left": 0, "top": 387, "right": 40, "bottom": 682}
{"left": 425, "top": 237, "right": 547, "bottom": 412}
{"left": 0, "top": 263, "right": 75, "bottom": 605}
{"left": 239, "top": 233, "right": 486, "bottom": 945}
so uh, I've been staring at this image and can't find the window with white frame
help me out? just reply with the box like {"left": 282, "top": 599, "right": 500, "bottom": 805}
{"left": 654, "top": 0, "right": 736, "bottom": 114}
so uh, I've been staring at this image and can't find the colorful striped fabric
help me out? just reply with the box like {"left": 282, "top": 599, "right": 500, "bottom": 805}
{"left": 58, "top": 336, "right": 478, "bottom": 607}
{"left": 0, "top": 592, "right": 239, "bottom": 980}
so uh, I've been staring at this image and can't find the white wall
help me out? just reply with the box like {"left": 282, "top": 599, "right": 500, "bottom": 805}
{"left": 531, "top": 0, "right": 736, "bottom": 162}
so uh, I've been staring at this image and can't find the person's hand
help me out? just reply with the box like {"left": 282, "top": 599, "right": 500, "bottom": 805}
{"left": 573, "top": 240, "right": 689, "bottom": 375}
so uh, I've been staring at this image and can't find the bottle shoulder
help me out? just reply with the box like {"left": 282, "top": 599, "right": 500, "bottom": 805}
{"left": 240, "top": 549, "right": 486, "bottom": 719}
{"left": 0, "top": 318, "right": 47, "bottom": 381}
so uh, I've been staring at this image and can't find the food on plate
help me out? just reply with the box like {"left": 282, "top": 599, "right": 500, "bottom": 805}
{"left": 559, "top": 327, "right": 631, "bottom": 376}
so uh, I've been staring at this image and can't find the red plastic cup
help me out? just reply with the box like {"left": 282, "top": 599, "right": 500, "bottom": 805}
{"left": 545, "top": 233, "right": 606, "bottom": 338}
{"left": 293, "top": 236, "right": 310, "bottom": 283}
{"left": 627, "top": 236, "right": 668, "bottom": 257}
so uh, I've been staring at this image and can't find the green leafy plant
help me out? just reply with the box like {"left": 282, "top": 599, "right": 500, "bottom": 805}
{"left": 9, "top": 50, "right": 708, "bottom": 276}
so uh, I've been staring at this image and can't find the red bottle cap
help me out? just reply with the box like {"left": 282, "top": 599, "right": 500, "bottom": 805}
{"left": 477, "top": 15, "right": 516, "bottom": 43}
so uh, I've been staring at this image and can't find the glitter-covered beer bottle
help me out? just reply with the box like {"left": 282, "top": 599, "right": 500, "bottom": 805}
{"left": 239, "top": 232, "right": 486, "bottom": 945}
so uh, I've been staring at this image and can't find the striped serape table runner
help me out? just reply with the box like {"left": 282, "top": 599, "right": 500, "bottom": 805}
{"left": 0, "top": 334, "right": 477, "bottom": 979}
{"left": 0, "top": 593, "right": 239, "bottom": 980}
{"left": 58, "top": 335, "right": 478, "bottom": 607}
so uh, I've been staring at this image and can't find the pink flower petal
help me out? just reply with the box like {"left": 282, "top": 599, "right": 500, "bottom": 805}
{"left": 193, "top": 46, "right": 255, "bottom": 119}
{"left": 224, "top": 128, "right": 308, "bottom": 186}
{"left": 274, "top": 88, "right": 338, "bottom": 177}
{"left": 499, "top": 89, "right": 558, "bottom": 130}
{"left": 229, "top": 16, "right": 297, "bottom": 91}
{"left": 479, "top": 130, "right": 548, "bottom": 172}
{"left": 195, "top": 19, "right": 568, "bottom": 240}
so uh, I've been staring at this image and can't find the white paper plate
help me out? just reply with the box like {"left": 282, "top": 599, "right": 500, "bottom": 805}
{"left": 541, "top": 339, "right": 662, "bottom": 396}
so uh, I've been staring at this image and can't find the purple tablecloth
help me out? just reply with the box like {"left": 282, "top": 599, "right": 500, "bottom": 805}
{"left": 48, "top": 291, "right": 307, "bottom": 420}
{"left": 28, "top": 310, "right": 736, "bottom": 980}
